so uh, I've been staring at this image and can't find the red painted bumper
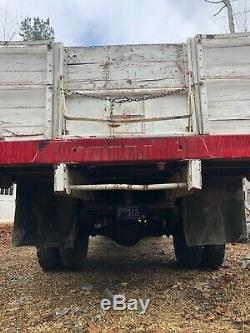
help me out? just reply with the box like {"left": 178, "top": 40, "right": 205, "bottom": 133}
{"left": 0, "top": 135, "right": 250, "bottom": 166}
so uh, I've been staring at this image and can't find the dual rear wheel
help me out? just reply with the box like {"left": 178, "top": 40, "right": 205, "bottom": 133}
{"left": 37, "top": 228, "right": 225, "bottom": 271}
{"left": 37, "top": 235, "right": 89, "bottom": 271}
{"left": 173, "top": 228, "right": 225, "bottom": 269}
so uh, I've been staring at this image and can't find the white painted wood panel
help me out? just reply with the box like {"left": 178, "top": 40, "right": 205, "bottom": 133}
{"left": 65, "top": 93, "right": 189, "bottom": 137}
{"left": 0, "top": 42, "right": 54, "bottom": 140}
{"left": 0, "top": 48, "right": 47, "bottom": 84}
{"left": 0, "top": 52, "right": 46, "bottom": 72}
{"left": 66, "top": 44, "right": 184, "bottom": 63}
{"left": 197, "top": 34, "right": 250, "bottom": 134}
{"left": 0, "top": 72, "right": 47, "bottom": 83}
{"left": 64, "top": 44, "right": 190, "bottom": 137}
{"left": 65, "top": 96, "right": 108, "bottom": 137}
{"left": 0, "top": 89, "right": 45, "bottom": 108}
{"left": 66, "top": 64, "right": 185, "bottom": 90}
{"left": 65, "top": 44, "right": 186, "bottom": 91}
{"left": 0, "top": 87, "right": 46, "bottom": 139}
{"left": 201, "top": 33, "right": 250, "bottom": 48}
{"left": 204, "top": 46, "right": 250, "bottom": 78}
{"left": 1, "top": 34, "right": 250, "bottom": 141}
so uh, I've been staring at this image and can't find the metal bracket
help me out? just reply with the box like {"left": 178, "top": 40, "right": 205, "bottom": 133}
{"left": 54, "top": 163, "right": 70, "bottom": 194}
{"left": 54, "top": 160, "right": 202, "bottom": 195}
{"left": 187, "top": 159, "right": 202, "bottom": 190}
{"left": 0, "top": 122, "right": 3, "bottom": 140}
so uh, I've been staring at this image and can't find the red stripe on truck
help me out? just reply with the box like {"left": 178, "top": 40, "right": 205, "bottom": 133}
{"left": 0, "top": 135, "right": 250, "bottom": 166}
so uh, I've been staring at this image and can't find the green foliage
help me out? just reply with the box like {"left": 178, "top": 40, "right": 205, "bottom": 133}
{"left": 19, "top": 17, "right": 54, "bottom": 41}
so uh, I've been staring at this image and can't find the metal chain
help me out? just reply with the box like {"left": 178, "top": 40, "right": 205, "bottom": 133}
{"left": 65, "top": 87, "right": 187, "bottom": 104}
{"left": 108, "top": 89, "right": 187, "bottom": 104}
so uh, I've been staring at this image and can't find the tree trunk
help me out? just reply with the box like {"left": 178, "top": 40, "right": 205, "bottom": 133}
{"left": 223, "top": 0, "right": 236, "bottom": 33}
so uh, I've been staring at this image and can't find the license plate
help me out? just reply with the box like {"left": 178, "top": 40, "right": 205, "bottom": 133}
{"left": 117, "top": 207, "right": 144, "bottom": 221}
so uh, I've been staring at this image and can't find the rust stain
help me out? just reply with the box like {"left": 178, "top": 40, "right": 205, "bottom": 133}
{"left": 103, "top": 61, "right": 110, "bottom": 70}
{"left": 38, "top": 140, "right": 49, "bottom": 151}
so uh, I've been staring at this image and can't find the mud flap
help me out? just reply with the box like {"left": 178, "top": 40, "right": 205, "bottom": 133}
{"left": 182, "top": 176, "right": 247, "bottom": 246}
{"left": 0, "top": 174, "right": 12, "bottom": 189}
{"left": 13, "top": 181, "right": 78, "bottom": 247}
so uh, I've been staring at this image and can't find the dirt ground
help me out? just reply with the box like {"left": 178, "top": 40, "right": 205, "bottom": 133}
{"left": 0, "top": 225, "right": 249, "bottom": 333}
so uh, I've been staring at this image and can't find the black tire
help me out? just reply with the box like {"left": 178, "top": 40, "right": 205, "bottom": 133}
{"left": 173, "top": 229, "right": 203, "bottom": 269}
{"left": 37, "top": 247, "right": 61, "bottom": 271}
{"left": 59, "top": 235, "right": 89, "bottom": 270}
{"left": 201, "top": 244, "right": 225, "bottom": 269}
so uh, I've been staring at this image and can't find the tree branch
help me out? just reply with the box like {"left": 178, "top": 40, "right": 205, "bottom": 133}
{"left": 205, "top": 0, "right": 236, "bottom": 33}
{"left": 8, "top": 30, "right": 17, "bottom": 42}
{"left": 205, "top": 0, "right": 224, "bottom": 4}
{"left": 213, "top": 4, "right": 226, "bottom": 16}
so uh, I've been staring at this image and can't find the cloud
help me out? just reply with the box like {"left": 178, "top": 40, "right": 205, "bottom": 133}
{"left": 74, "top": 0, "right": 196, "bottom": 44}
{"left": 0, "top": 0, "right": 249, "bottom": 45}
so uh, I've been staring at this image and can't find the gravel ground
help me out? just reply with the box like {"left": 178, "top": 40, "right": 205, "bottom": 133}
{"left": 0, "top": 225, "right": 249, "bottom": 333}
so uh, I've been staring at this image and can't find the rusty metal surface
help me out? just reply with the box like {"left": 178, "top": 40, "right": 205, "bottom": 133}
{"left": 69, "top": 183, "right": 187, "bottom": 191}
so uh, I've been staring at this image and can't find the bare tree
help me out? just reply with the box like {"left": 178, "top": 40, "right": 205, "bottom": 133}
{"left": 211, "top": 0, "right": 250, "bottom": 32}
{"left": 205, "top": 0, "right": 236, "bottom": 33}
{"left": 239, "top": 0, "right": 249, "bottom": 32}
{"left": 0, "top": 0, "right": 21, "bottom": 42}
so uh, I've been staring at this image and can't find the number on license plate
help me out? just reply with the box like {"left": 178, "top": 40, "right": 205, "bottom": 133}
{"left": 117, "top": 207, "right": 143, "bottom": 220}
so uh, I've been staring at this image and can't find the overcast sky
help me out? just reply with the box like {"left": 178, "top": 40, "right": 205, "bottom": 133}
{"left": 0, "top": 0, "right": 249, "bottom": 45}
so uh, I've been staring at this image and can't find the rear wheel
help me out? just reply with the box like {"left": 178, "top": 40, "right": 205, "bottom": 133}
{"left": 201, "top": 244, "right": 225, "bottom": 269}
{"left": 59, "top": 235, "right": 89, "bottom": 270}
{"left": 173, "top": 228, "right": 203, "bottom": 269}
{"left": 37, "top": 247, "right": 61, "bottom": 271}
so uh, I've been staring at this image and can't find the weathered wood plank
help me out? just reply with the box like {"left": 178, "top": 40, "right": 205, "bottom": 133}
{"left": 66, "top": 44, "right": 184, "bottom": 63}
{"left": 0, "top": 53, "right": 47, "bottom": 71}
{"left": 0, "top": 108, "right": 45, "bottom": 123}
{"left": 0, "top": 107, "right": 45, "bottom": 138}
{"left": 0, "top": 72, "right": 47, "bottom": 83}
{"left": 0, "top": 89, "right": 46, "bottom": 108}
{"left": 1, "top": 34, "right": 250, "bottom": 141}
{"left": 65, "top": 44, "right": 186, "bottom": 91}
{"left": 65, "top": 93, "right": 189, "bottom": 137}
{"left": 209, "top": 120, "right": 250, "bottom": 134}
{"left": 201, "top": 35, "right": 250, "bottom": 135}
{"left": 0, "top": 43, "right": 50, "bottom": 140}
{"left": 201, "top": 35, "right": 250, "bottom": 48}
{"left": 204, "top": 45, "right": 250, "bottom": 78}
{"left": 206, "top": 81, "right": 250, "bottom": 102}
{"left": 66, "top": 64, "right": 185, "bottom": 90}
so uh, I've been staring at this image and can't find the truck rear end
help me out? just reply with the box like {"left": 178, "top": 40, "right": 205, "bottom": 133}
{"left": 0, "top": 33, "right": 249, "bottom": 271}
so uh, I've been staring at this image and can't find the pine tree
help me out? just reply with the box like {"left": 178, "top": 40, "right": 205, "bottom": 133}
{"left": 19, "top": 17, "right": 54, "bottom": 41}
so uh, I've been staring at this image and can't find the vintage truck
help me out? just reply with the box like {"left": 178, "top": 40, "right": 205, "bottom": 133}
{"left": 0, "top": 32, "right": 249, "bottom": 271}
